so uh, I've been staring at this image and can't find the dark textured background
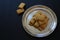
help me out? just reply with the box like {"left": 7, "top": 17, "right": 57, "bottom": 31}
{"left": 0, "top": 0, "right": 60, "bottom": 40}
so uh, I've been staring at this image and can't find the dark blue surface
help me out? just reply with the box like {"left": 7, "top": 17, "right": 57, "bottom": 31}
{"left": 0, "top": 0, "right": 60, "bottom": 40}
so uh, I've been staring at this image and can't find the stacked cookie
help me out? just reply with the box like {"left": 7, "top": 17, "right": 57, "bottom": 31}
{"left": 16, "top": 3, "right": 25, "bottom": 14}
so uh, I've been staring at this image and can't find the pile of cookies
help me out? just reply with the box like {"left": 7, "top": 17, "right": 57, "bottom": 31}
{"left": 29, "top": 11, "right": 49, "bottom": 31}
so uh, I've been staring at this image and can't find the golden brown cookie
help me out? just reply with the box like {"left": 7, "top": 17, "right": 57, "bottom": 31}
{"left": 40, "top": 23, "right": 48, "bottom": 30}
{"left": 16, "top": 9, "right": 24, "bottom": 14}
{"left": 33, "top": 21, "right": 39, "bottom": 28}
{"left": 18, "top": 2, "right": 25, "bottom": 9}
{"left": 29, "top": 18, "right": 36, "bottom": 26}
